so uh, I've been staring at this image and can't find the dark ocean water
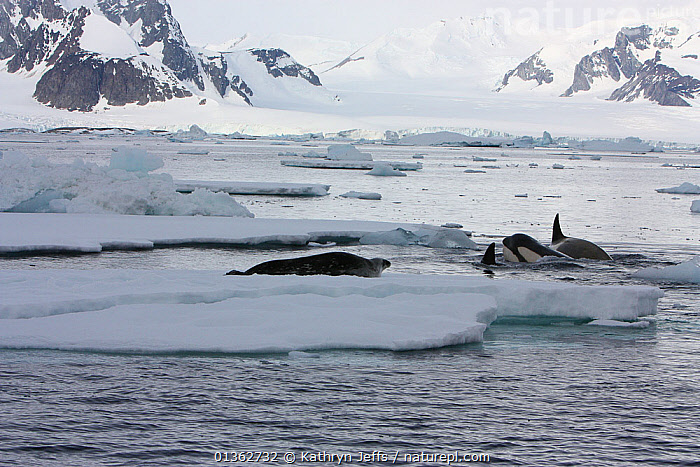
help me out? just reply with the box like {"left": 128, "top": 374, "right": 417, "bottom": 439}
{"left": 1, "top": 135, "right": 699, "bottom": 466}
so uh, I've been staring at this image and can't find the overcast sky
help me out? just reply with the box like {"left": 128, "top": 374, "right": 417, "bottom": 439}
{"left": 167, "top": 0, "right": 697, "bottom": 45}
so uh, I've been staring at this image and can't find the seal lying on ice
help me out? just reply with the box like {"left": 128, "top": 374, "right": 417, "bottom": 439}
{"left": 225, "top": 252, "right": 391, "bottom": 277}
{"left": 551, "top": 214, "right": 612, "bottom": 260}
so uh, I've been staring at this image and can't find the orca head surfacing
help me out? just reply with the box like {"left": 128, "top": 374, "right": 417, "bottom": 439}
{"left": 502, "top": 233, "right": 568, "bottom": 263}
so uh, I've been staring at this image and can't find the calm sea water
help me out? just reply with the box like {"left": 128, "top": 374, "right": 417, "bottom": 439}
{"left": 1, "top": 134, "right": 699, "bottom": 466}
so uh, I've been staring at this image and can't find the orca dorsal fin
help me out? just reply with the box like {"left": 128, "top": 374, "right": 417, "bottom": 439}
{"left": 481, "top": 242, "right": 497, "bottom": 265}
{"left": 552, "top": 213, "right": 566, "bottom": 243}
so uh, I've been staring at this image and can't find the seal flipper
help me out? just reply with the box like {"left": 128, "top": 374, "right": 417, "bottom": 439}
{"left": 481, "top": 242, "right": 497, "bottom": 265}
{"left": 552, "top": 213, "right": 566, "bottom": 244}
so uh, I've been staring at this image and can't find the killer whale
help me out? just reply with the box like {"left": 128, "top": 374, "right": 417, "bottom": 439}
{"left": 502, "top": 233, "right": 569, "bottom": 263}
{"left": 225, "top": 252, "right": 391, "bottom": 278}
{"left": 551, "top": 214, "right": 612, "bottom": 261}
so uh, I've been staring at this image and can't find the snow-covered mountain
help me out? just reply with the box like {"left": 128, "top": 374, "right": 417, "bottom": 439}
{"left": 0, "top": 0, "right": 333, "bottom": 111}
{"left": 498, "top": 21, "right": 700, "bottom": 106}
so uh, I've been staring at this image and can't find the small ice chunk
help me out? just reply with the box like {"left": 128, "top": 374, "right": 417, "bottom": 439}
{"left": 552, "top": 163, "right": 565, "bottom": 169}
{"left": 515, "top": 193, "right": 528, "bottom": 198}
{"left": 692, "top": 200, "right": 700, "bottom": 212}
{"left": 656, "top": 182, "right": 700, "bottom": 194}
{"left": 360, "top": 228, "right": 420, "bottom": 246}
{"left": 633, "top": 256, "right": 700, "bottom": 283}
{"left": 327, "top": 144, "right": 372, "bottom": 161}
{"left": 441, "top": 223, "right": 463, "bottom": 229}
{"left": 109, "top": 147, "right": 164, "bottom": 173}
{"left": 303, "top": 150, "right": 324, "bottom": 158}
{"left": 587, "top": 319, "right": 650, "bottom": 328}
{"left": 340, "top": 191, "right": 382, "bottom": 200}
{"left": 367, "top": 164, "right": 407, "bottom": 177}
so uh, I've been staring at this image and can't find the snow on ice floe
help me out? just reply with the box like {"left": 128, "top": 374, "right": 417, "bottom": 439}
{"left": 360, "top": 228, "right": 478, "bottom": 249}
{"left": 633, "top": 256, "right": 700, "bottom": 284}
{"left": 340, "top": 191, "right": 382, "bottom": 200}
{"left": 656, "top": 182, "right": 700, "bottom": 194}
{"left": 0, "top": 213, "right": 476, "bottom": 254}
{"left": 587, "top": 319, "right": 650, "bottom": 328}
{"left": 0, "top": 271, "right": 662, "bottom": 352}
{"left": 0, "top": 149, "right": 253, "bottom": 217}
{"left": 175, "top": 180, "right": 330, "bottom": 197}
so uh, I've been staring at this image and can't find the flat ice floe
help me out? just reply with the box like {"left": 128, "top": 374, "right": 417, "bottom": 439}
{"left": 0, "top": 271, "right": 662, "bottom": 353}
{"left": 0, "top": 213, "right": 477, "bottom": 253}
{"left": 280, "top": 159, "right": 422, "bottom": 170}
{"left": 175, "top": 180, "right": 330, "bottom": 197}
{"left": 691, "top": 200, "right": 700, "bottom": 213}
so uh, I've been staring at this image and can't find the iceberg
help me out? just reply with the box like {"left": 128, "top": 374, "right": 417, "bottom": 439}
{"left": 692, "top": 200, "right": 700, "bottom": 213}
{"left": 0, "top": 270, "right": 662, "bottom": 353}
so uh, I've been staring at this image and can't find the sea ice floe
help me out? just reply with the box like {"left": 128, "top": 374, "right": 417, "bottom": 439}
{"left": 656, "top": 182, "right": 700, "bottom": 194}
{"left": 0, "top": 271, "right": 662, "bottom": 352}
{"left": 0, "top": 213, "right": 477, "bottom": 253}
{"left": 340, "top": 191, "right": 382, "bottom": 200}
{"left": 176, "top": 180, "right": 330, "bottom": 197}
{"left": 367, "top": 164, "right": 407, "bottom": 177}
{"left": 633, "top": 256, "right": 700, "bottom": 284}
{"left": 692, "top": 200, "right": 700, "bottom": 212}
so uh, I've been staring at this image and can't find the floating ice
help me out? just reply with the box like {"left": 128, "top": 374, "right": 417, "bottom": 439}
{"left": 360, "top": 227, "right": 478, "bottom": 249}
{"left": 692, "top": 200, "right": 700, "bottom": 212}
{"left": 176, "top": 180, "right": 330, "bottom": 197}
{"left": 587, "top": 319, "right": 650, "bottom": 328}
{"left": 176, "top": 124, "right": 207, "bottom": 140}
{"left": 552, "top": 163, "right": 564, "bottom": 169}
{"left": 656, "top": 182, "right": 700, "bottom": 194}
{"left": 326, "top": 144, "right": 373, "bottom": 161}
{"left": 0, "top": 214, "right": 472, "bottom": 253}
{"left": 302, "top": 150, "right": 324, "bottom": 158}
{"left": 281, "top": 160, "right": 422, "bottom": 170}
{"left": 633, "top": 256, "right": 700, "bottom": 284}
{"left": 0, "top": 270, "right": 662, "bottom": 353}
{"left": 340, "top": 191, "right": 382, "bottom": 200}
{"left": 0, "top": 151, "right": 253, "bottom": 217}
{"left": 367, "top": 164, "right": 407, "bottom": 177}
{"left": 109, "top": 147, "right": 164, "bottom": 172}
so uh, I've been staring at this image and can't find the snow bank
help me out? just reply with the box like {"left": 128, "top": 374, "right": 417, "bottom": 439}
{"left": 326, "top": 144, "right": 373, "bottom": 161}
{"left": 0, "top": 151, "right": 253, "bottom": 217}
{"left": 176, "top": 180, "right": 330, "bottom": 197}
{"left": 0, "top": 213, "right": 475, "bottom": 253}
{"left": 340, "top": 191, "right": 382, "bottom": 200}
{"left": 633, "top": 256, "right": 700, "bottom": 284}
{"left": 692, "top": 200, "right": 700, "bottom": 213}
{"left": 656, "top": 182, "right": 700, "bottom": 194}
{"left": 367, "top": 164, "right": 407, "bottom": 177}
{"left": 0, "top": 270, "right": 662, "bottom": 353}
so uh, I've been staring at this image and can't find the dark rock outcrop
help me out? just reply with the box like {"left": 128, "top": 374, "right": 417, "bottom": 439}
{"left": 250, "top": 48, "right": 322, "bottom": 86}
{"left": 496, "top": 49, "right": 553, "bottom": 91}
{"left": 608, "top": 51, "right": 700, "bottom": 106}
{"left": 96, "top": 0, "right": 204, "bottom": 90}
{"left": 562, "top": 28, "right": 644, "bottom": 96}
